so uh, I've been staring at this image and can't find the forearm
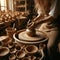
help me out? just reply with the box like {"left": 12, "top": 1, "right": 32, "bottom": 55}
{"left": 33, "top": 15, "right": 43, "bottom": 22}
{"left": 28, "top": 15, "right": 54, "bottom": 29}
{"left": 35, "top": 15, "right": 54, "bottom": 24}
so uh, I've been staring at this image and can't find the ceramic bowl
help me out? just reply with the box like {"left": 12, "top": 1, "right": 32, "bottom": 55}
{"left": 25, "top": 45, "right": 38, "bottom": 54}
{"left": 0, "top": 47, "right": 9, "bottom": 56}
{"left": 16, "top": 50, "right": 26, "bottom": 59}
{"left": 9, "top": 54, "right": 16, "bottom": 60}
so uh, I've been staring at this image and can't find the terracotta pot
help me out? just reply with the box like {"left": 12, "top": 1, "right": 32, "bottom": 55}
{"left": 6, "top": 27, "right": 16, "bottom": 38}
{"left": 0, "top": 36, "right": 12, "bottom": 46}
{"left": 30, "top": 55, "right": 36, "bottom": 60}
{"left": 39, "top": 44, "right": 46, "bottom": 49}
{"left": 0, "top": 36, "right": 8, "bottom": 42}
{"left": 9, "top": 54, "right": 16, "bottom": 60}
{"left": 26, "top": 28, "right": 36, "bottom": 37}
{"left": 0, "top": 47, "right": 9, "bottom": 57}
{"left": 13, "top": 42, "right": 22, "bottom": 50}
{"left": 25, "top": 45, "right": 38, "bottom": 54}
{"left": 10, "top": 47, "right": 17, "bottom": 54}
{"left": 8, "top": 42, "right": 14, "bottom": 49}
{"left": 13, "top": 42, "right": 25, "bottom": 50}
{"left": 26, "top": 21, "right": 36, "bottom": 37}
{"left": 15, "top": 45, "right": 21, "bottom": 50}
{"left": 37, "top": 49, "right": 45, "bottom": 60}
{"left": 16, "top": 50, "right": 26, "bottom": 59}
{"left": 22, "top": 57, "right": 31, "bottom": 60}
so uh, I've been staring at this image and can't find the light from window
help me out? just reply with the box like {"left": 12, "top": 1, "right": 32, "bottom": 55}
{"left": 0, "top": 0, "right": 7, "bottom": 11}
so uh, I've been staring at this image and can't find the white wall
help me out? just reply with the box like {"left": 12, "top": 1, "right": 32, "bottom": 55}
{"left": 8, "top": 0, "right": 14, "bottom": 11}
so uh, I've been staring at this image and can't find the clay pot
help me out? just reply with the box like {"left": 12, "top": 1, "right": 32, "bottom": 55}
{"left": 10, "top": 47, "right": 17, "bottom": 54}
{"left": 8, "top": 42, "right": 14, "bottom": 49}
{"left": 8, "top": 42, "right": 18, "bottom": 48}
{"left": 14, "top": 42, "right": 25, "bottom": 50}
{"left": 3, "top": 38, "right": 12, "bottom": 46}
{"left": 9, "top": 54, "right": 16, "bottom": 60}
{"left": 34, "top": 57, "right": 40, "bottom": 60}
{"left": 15, "top": 45, "right": 21, "bottom": 50}
{"left": 13, "top": 42, "right": 22, "bottom": 50}
{"left": 6, "top": 27, "right": 16, "bottom": 38}
{"left": 0, "top": 36, "right": 8, "bottom": 42}
{"left": 0, "top": 36, "right": 12, "bottom": 46}
{"left": 39, "top": 44, "right": 46, "bottom": 49}
{"left": 26, "top": 22, "right": 36, "bottom": 37}
{"left": 26, "top": 28, "right": 36, "bottom": 37}
{"left": 30, "top": 55, "right": 36, "bottom": 60}
{"left": 22, "top": 57, "right": 31, "bottom": 60}
{"left": 25, "top": 45, "right": 38, "bottom": 54}
{"left": 0, "top": 47, "right": 9, "bottom": 56}
{"left": 16, "top": 50, "right": 26, "bottom": 59}
{"left": 37, "top": 49, "right": 45, "bottom": 60}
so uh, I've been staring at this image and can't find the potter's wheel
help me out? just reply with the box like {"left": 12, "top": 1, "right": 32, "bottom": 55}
{"left": 18, "top": 31, "right": 45, "bottom": 42}
{"left": 13, "top": 29, "right": 48, "bottom": 44}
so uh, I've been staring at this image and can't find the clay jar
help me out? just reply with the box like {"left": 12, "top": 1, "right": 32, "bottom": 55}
{"left": 0, "top": 47, "right": 9, "bottom": 57}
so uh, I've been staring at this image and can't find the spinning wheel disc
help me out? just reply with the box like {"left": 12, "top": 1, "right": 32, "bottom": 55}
{"left": 18, "top": 31, "right": 45, "bottom": 42}
{"left": 13, "top": 29, "right": 48, "bottom": 44}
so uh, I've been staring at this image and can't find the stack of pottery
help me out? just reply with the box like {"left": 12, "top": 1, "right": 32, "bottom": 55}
{"left": 0, "top": 40, "right": 45, "bottom": 60}
{"left": 6, "top": 27, "right": 16, "bottom": 38}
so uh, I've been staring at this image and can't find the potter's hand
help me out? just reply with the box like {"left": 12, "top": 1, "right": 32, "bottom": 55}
{"left": 27, "top": 19, "right": 32, "bottom": 28}
{"left": 26, "top": 20, "right": 36, "bottom": 37}
{"left": 27, "top": 20, "right": 35, "bottom": 29}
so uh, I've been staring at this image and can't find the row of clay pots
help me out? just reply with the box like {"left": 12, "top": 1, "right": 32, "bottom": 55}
{"left": 0, "top": 11, "right": 21, "bottom": 23}
{"left": 0, "top": 42, "right": 44, "bottom": 60}
{"left": 9, "top": 49, "right": 44, "bottom": 60}
{"left": 9, "top": 54, "right": 38, "bottom": 60}
{"left": 0, "top": 36, "right": 13, "bottom": 57}
{"left": 9, "top": 43, "right": 45, "bottom": 60}
{"left": 0, "top": 35, "right": 45, "bottom": 60}
{"left": 9, "top": 42, "right": 39, "bottom": 55}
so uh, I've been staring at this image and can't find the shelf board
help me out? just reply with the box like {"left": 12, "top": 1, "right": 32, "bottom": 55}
{"left": 15, "top": 0, "right": 27, "bottom": 12}
{"left": 16, "top": 5, "right": 26, "bottom": 8}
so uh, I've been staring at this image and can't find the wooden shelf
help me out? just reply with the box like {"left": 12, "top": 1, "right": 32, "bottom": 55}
{"left": 14, "top": 0, "right": 27, "bottom": 13}
{"left": 16, "top": 5, "right": 26, "bottom": 8}
{"left": 16, "top": 0, "right": 25, "bottom": 1}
